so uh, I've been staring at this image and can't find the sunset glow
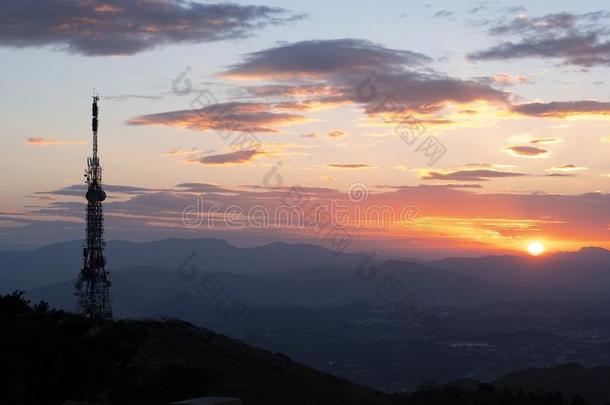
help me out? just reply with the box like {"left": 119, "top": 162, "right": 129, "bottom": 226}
{"left": 527, "top": 241, "right": 545, "bottom": 256}
{"left": 0, "top": 0, "right": 608, "bottom": 259}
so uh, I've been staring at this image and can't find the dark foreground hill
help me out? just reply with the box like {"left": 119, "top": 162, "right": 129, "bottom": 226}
{"left": 492, "top": 363, "right": 610, "bottom": 405}
{"left": 0, "top": 292, "right": 388, "bottom": 405}
{"left": 0, "top": 292, "right": 595, "bottom": 405}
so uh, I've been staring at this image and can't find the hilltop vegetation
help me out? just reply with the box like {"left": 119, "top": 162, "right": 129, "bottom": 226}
{"left": 0, "top": 292, "right": 596, "bottom": 405}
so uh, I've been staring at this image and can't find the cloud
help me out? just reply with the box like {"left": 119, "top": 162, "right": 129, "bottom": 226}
{"left": 469, "top": 12, "right": 610, "bottom": 67}
{"left": 164, "top": 147, "right": 203, "bottom": 156}
{"left": 326, "top": 163, "right": 375, "bottom": 169}
{"left": 128, "top": 102, "right": 307, "bottom": 133}
{"left": 420, "top": 169, "right": 526, "bottom": 182}
{"left": 600, "top": 135, "right": 610, "bottom": 143}
{"left": 503, "top": 145, "right": 550, "bottom": 158}
{"left": 511, "top": 101, "right": 610, "bottom": 118}
{"left": 433, "top": 10, "right": 454, "bottom": 19}
{"left": 245, "top": 84, "right": 341, "bottom": 98}
{"left": 530, "top": 137, "right": 563, "bottom": 144}
{"left": 328, "top": 130, "right": 347, "bottom": 139}
{"left": 104, "top": 94, "right": 162, "bottom": 101}
{"left": 300, "top": 133, "right": 318, "bottom": 138}
{"left": 34, "top": 184, "right": 164, "bottom": 197}
{"left": 545, "top": 173, "right": 576, "bottom": 178}
{"left": 25, "top": 137, "right": 85, "bottom": 145}
{"left": 189, "top": 149, "right": 269, "bottom": 165}
{"left": 488, "top": 74, "right": 531, "bottom": 86}
{"left": 0, "top": 0, "right": 303, "bottom": 56}
{"left": 549, "top": 164, "right": 589, "bottom": 172}
{"left": 457, "top": 163, "right": 516, "bottom": 170}
{"left": 220, "top": 39, "right": 509, "bottom": 121}
{"left": 174, "top": 183, "right": 235, "bottom": 193}
{"left": 221, "top": 39, "right": 432, "bottom": 80}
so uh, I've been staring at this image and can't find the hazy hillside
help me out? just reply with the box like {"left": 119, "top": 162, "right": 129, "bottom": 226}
{"left": 429, "top": 248, "right": 610, "bottom": 294}
{"left": 0, "top": 238, "right": 367, "bottom": 293}
{"left": 5, "top": 239, "right": 609, "bottom": 299}
{"left": 26, "top": 257, "right": 581, "bottom": 321}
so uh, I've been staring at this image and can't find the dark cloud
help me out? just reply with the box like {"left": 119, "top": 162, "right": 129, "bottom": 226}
{"left": 326, "top": 163, "right": 375, "bottom": 169}
{"left": 222, "top": 39, "right": 432, "bottom": 79}
{"left": 504, "top": 145, "right": 549, "bottom": 158}
{"left": 512, "top": 101, "right": 610, "bottom": 117}
{"left": 222, "top": 39, "right": 509, "bottom": 120}
{"left": 421, "top": 169, "right": 526, "bottom": 182}
{"left": 34, "top": 184, "right": 164, "bottom": 197}
{"left": 128, "top": 102, "right": 306, "bottom": 133}
{"left": 104, "top": 94, "right": 162, "bottom": 101}
{"left": 545, "top": 173, "right": 576, "bottom": 177}
{"left": 530, "top": 137, "right": 563, "bottom": 144}
{"left": 433, "top": 10, "right": 454, "bottom": 19}
{"left": 192, "top": 149, "right": 268, "bottom": 165}
{"left": 174, "top": 183, "right": 234, "bottom": 193}
{"left": 468, "top": 4, "right": 488, "bottom": 14}
{"left": 469, "top": 12, "right": 610, "bottom": 66}
{"left": 549, "top": 164, "right": 589, "bottom": 172}
{"left": 0, "top": 0, "right": 303, "bottom": 56}
{"left": 380, "top": 184, "right": 483, "bottom": 190}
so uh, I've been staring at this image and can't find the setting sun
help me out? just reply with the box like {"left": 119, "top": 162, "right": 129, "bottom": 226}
{"left": 527, "top": 241, "right": 545, "bottom": 256}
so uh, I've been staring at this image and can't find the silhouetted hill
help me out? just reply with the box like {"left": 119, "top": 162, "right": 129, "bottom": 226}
{"left": 451, "top": 363, "right": 610, "bottom": 405}
{"left": 0, "top": 292, "right": 389, "bottom": 405}
{"left": 0, "top": 292, "right": 595, "bottom": 405}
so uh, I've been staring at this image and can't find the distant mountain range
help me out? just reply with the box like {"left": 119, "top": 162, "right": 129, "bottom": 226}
{"left": 431, "top": 247, "right": 610, "bottom": 294}
{"left": 3, "top": 239, "right": 609, "bottom": 314}
{"left": 0, "top": 238, "right": 367, "bottom": 292}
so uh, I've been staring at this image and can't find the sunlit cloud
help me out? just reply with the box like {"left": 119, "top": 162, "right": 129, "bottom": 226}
{"left": 25, "top": 137, "right": 85, "bottom": 145}
{"left": 219, "top": 38, "right": 510, "bottom": 126}
{"left": 503, "top": 145, "right": 550, "bottom": 158}
{"left": 418, "top": 168, "right": 526, "bottom": 182}
{"left": 127, "top": 102, "right": 308, "bottom": 133}
{"left": 548, "top": 164, "right": 589, "bottom": 172}
{"left": 328, "top": 130, "right": 348, "bottom": 139}
{"left": 187, "top": 149, "right": 271, "bottom": 166}
{"left": 9, "top": 183, "right": 610, "bottom": 254}
{"left": 164, "top": 147, "right": 203, "bottom": 156}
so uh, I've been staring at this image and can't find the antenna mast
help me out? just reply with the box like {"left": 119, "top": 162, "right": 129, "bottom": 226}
{"left": 76, "top": 93, "right": 112, "bottom": 322}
